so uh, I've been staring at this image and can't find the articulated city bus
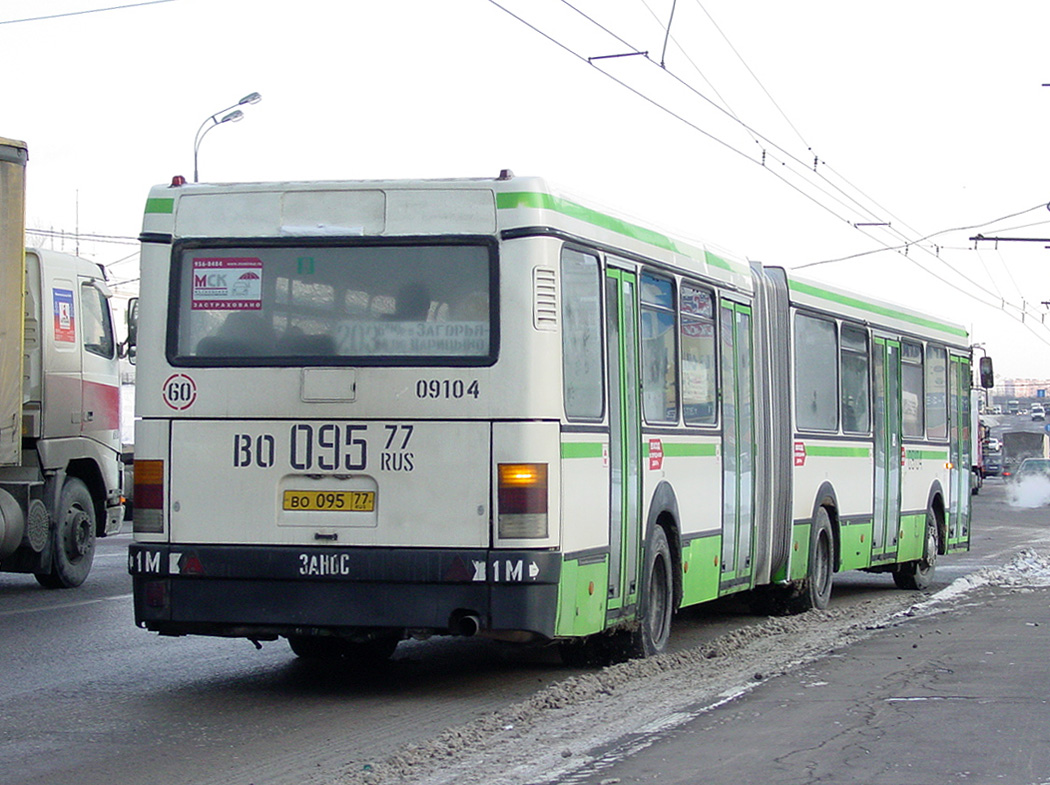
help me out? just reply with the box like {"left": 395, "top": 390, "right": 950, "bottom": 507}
{"left": 128, "top": 174, "right": 982, "bottom": 663}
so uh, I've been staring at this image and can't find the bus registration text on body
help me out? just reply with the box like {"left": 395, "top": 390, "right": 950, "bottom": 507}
{"left": 231, "top": 423, "right": 415, "bottom": 472}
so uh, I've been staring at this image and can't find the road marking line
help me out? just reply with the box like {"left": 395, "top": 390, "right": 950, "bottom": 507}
{"left": 0, "top": 593, "right": 132, "bottom": 617}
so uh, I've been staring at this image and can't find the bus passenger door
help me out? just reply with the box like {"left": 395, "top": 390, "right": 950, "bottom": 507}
{"left": 947, "top": 355, "right": 972, "bottom": 551}
{"left": 605, "top": 269, "right": 642, "bottom": 614}
{"left": 872, "top": 337, "right": 902, "bottom": 559}
{"left": 719, "top": 301, "right": 755, "bottom": 590}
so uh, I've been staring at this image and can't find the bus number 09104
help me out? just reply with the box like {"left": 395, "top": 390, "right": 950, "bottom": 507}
{"left": 416, "top": 379, "right": 480, "bottom": 399}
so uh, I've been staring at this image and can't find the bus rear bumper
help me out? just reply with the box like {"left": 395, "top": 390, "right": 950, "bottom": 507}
{"left": 129, "top": 543, "right": 561, "bottom": 641}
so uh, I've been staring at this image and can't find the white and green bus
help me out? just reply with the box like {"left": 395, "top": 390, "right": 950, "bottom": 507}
{"left": 128, "top": 173, "right": 985, "bottom": 663}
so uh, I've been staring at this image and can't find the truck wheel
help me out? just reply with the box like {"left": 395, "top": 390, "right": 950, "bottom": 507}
{"left": 36, "top": 478, "right": 96, "bottom": 589}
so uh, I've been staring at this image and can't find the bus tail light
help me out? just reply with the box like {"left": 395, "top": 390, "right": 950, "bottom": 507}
{"left": 133, "top": 459, "right": 165, "bottom": 533}
{"left": 498, "top": 463, "right": 548, "bottom": 539}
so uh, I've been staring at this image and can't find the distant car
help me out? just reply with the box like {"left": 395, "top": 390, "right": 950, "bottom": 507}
{"left": 1012, "top": 458, "right": 1050, "bottom": 483}
{"left": 985, "top": 438, "right": 1002, "bottom": 452}
{"left": 1033, "top": 404, "right": 1046, "bottom": 422}
{"left": 983, "top": 451, "right": 1003, "bottom": 477}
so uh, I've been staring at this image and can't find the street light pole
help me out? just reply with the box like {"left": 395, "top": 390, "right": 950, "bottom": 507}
{"left": 192, "top": 92, "right": 262, "bottom": 183}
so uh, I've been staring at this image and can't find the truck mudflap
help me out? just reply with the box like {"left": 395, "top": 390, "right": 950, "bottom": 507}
{"left": 129, "top": 543, "right": 561, "bottom": 639}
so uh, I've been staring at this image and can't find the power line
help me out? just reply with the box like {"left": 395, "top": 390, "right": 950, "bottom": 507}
{"left": 27, "top": 227, "right": 139, "bottom": 246}
{"left": 690, "top": 0, "right": 811, "bottom": 151}
{"left": 0, "top": 0, "right": 175, "bottom": 26}
{"left": 487, "top": 1, "right": 1050, "bottom": 340}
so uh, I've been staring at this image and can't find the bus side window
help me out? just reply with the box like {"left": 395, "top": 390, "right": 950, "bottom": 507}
{"left": 560, "top": 248, "right": 603, "bottom": 420}
{"left": 925, "top": 344, "right": 948, "bottom": 439}
{"left": 680, "top": 283, "right": 716, "bottom": 425}
{"left": 794, "top": 313, "right": 838, "bottom": 431}
{"left": 840, "top": 324, "right": 870, "bottom": 433}
{"left": 640, "top": 272, "right": 678, "bottom": 424}
{"left": 901, "top": 341, "right": 925, "bottom": 438}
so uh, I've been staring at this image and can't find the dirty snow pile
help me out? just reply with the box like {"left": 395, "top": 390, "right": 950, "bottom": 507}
{"left": 912, "top": 549, "right": 1050, "bottom": 611}
{"left": 336, "top": 550, "right": 1050, "bottom": 785}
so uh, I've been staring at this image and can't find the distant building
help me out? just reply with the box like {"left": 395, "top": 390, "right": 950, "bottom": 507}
{"left": 991, "top": 379, "right": 1050, "bottom": 402}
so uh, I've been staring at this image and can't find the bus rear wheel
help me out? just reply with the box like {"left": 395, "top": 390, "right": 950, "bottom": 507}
{"left": 894, "top": 506, "right": 938, "bottom": 591}
{"left": 559, "top": 526, "right": 675, "bottom": 666}
{"left": 629, "top": 524, "right": 674, "bottom": 658}
{"left": 788, "top": 507, "right": 834, "bottom": 613}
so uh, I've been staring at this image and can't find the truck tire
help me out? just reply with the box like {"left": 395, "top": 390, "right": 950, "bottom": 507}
{"left": 35, "top": 478, "right": 96, "bottom": 589}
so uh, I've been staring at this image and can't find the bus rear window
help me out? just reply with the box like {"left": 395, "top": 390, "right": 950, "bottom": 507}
{"left": 170, "top": 240, "right": 496, "bottom": 366}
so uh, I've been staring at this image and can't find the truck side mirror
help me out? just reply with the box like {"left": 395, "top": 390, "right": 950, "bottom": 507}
{"left": 979, "top": 356, "right": 994, "bottom": 389}
{"left": 121, "top": 298, "right": 139, "bottom": 364}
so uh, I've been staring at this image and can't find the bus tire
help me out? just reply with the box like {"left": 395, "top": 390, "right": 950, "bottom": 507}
{"left": 35, "top": 477, "right": 96, "bottom": 589}
{"left": 894, "top": 505, "right": 938, "bottom": 591}
{"left": 629, "top": 524, "right": 674, "bottom": 658}
{"left": 788, "top": 507, "right": 834, "bottom": 613}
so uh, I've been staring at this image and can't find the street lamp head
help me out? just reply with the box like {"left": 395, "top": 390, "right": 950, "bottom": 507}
{"left": 193, "top": 92, "right": 261, "bottom": 183}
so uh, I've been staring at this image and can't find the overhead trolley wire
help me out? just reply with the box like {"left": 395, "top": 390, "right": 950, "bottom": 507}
{"left": 0, "top": 0, "right": 175, "bottom": 26}
{"left": 554, "top": 0, "right": 917, "bottom": 243}
{"left": 489, "top": 0, "right": 1050, "bottom": 339}
{"left": 27, "top": 227, "right": 139, "bottom": 246}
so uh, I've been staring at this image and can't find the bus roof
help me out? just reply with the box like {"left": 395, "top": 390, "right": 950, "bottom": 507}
{"left": 142, "top": 174, "right": 753, "bottom": 292}
{"left": 783, "top": 268, "right": 969, "bottom": 347}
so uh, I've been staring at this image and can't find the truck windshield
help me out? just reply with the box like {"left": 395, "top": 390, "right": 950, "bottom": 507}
{"left": 170, "top": 239, "right": 496, "bottom": 366}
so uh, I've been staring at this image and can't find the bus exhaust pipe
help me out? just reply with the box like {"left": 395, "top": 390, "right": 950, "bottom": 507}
{"left": 451, "top": 612, "right": 481, "bottom": 637}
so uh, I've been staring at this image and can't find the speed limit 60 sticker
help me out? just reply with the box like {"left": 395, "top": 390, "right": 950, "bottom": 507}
{"left": 162, "top": 373, "right": 197, "bottom": 411}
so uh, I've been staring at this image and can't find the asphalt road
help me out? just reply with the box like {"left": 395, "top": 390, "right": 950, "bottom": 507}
{"left": 0, "top": 478, "right": 1043, "bottom": 785}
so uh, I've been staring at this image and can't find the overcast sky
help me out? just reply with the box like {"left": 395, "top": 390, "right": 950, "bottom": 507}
{"left": 4, "top": 0, "right": 1050, "bottom": 380}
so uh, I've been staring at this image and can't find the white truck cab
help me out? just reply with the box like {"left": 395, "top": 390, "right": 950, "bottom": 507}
{"left": 0, "top": 137, "right": 124, "bottom": 588}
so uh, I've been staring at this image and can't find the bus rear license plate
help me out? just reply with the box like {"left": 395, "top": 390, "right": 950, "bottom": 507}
{"left": 282, "top": 490, "right": 375, "bottom": 512}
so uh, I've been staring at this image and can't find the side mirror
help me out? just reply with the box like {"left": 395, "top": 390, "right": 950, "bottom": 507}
{"left": 126, "top": 298, "right": 139, "bottom": 345}
{"left": 979, "top": 355, "right": 994, "bottom": 389}
{"left": 120, "top": 298, "right": 139, "bottom": 364}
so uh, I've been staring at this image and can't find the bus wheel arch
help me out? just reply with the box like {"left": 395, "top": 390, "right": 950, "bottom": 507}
{"left": 645, "top": 482, "right": 683, "bottom": 609}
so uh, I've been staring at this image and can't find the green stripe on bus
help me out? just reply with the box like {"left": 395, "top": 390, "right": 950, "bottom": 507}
{"left": 804, "top": 445, "right": 871, "bottom": 458}
{"left": 497, "top": 191, "right": 736, "bottom": 273}
{"left": 906, "top": 449, "right": 948, "bottom": 461}
{"left": 562, "top": 442, "right": 604, "bottom": 459}
{"left": 788, "top": 279, "right": 968, "bottom": 338}
{"left": 145, "top": 197, "right": 175, "bottom": 214}
{"left": 704, "top": 250, "right": 732, "bottom": 271}
{"left": 659, "top": 443, "right": 718, "bottom": 457}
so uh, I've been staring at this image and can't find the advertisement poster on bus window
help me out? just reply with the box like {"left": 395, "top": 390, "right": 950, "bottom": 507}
{"left": 191, "top": 258, "right": 263, "bottom": 311}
